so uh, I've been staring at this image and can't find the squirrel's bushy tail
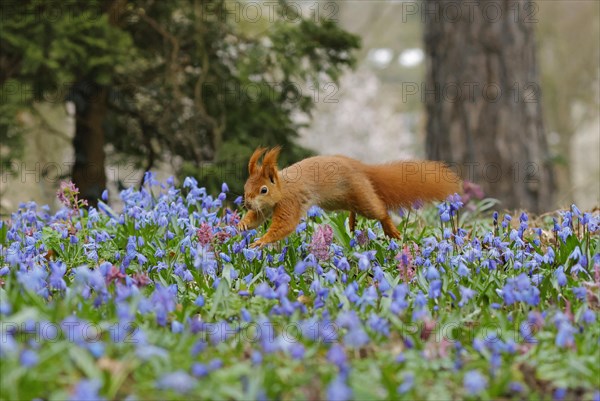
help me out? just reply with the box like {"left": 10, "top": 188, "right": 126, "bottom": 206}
{"left": 365, "top": 161, "right": 462, "bottom": 208}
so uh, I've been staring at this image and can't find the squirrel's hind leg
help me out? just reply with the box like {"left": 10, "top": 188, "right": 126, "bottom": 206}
{"left": 349, "top": 189, "right": 400, "bottom": 239}
{"left": 380, "top": 216, "right": 401, "bottom": 239}
{"left": 348, "top": 212, "right": 356, "bottom": 233}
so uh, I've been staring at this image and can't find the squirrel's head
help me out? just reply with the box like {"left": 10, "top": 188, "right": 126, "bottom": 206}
{"left": 243, "top": 146, "right": 283, "bottom": 211}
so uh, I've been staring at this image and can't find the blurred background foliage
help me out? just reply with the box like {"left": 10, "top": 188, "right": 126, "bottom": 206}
{"left": 1, "top": 0, "right": 360, "bottom": 201}
{"left": 0, "top": 1, "right": 598, "bottom": 211}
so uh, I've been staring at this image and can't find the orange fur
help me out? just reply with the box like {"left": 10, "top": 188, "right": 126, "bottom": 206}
{"left": 248, "top": 147, "right": 267, "bottom": 175}
{"left": 238, "top": 148, "right": 462, "bottom": 247}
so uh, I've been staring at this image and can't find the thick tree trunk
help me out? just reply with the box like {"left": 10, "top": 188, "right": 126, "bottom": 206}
{"left": 424, "top": 0, "right": 554, "bottom": 213}
{"left": 71, "top": 82, "right": 107, "bottom": 207}
{"left": 69, "top": 0, "right": 125, "bottom": 207}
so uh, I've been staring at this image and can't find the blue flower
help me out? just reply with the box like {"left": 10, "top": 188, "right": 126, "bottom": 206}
{"left": 156, "top": 371, "right": 197, "bottom": 393}
{"left": 367, "top": 313, "right": 390, "bottom": 336}
{"left": 464, "top": 370, "right": 487, "bottom": 395}
{"left": 151, "top": 284, "right": 177, "bottom": 326}
{"left": 289, "top": 343, "right": 305, "bottom": 360}
{"left": 254, "top": 283, "right": 277, "bottom": 299}
{"left": 425, "top": 265, "right": 440, "bottom": 281}
{"left": 555, "top": 322, "right": 576, "bottom": 348}
{"left": 242, "top": 248, "right": 257, "bottom": 262}
{"left": 327, "top": 375, "right": 353, "bottom": 401}
{"left": 554, "top": 266, "right": 567, "bottom": 286}
{"left": 397, "top": 373, "right": 414, "bottom": 394}
{"left": 70, "top": 379, "right": 106, "bottom": 401}
{"left": 458, "top": 286, "right": 476, "bottom": 307}
{"left": 171, "top": 320, "right": 184, "bottom": 333}
{"left": 572, "top": 286, "right": 587, "bottom": 300}
{"left": 581, "top": 309, "right": 596, "bottom": 325}
{"left": 457, "top": 261, "right": 470, "bottom": 277}
{"left": 251, "top": 350, "right": 262, "bottom": 365}
{"left": 327, "top": 344, "right": 347, "bottom": 369}
{"left": 49, "top": 260, "right": 67, "bottom": 291}
{"left": 357, "top": 285, "right": 378, "bottom": 308}
{"left": 20, "top": 349, "right": 39, "bottom": 367}
{"left": 191, "top": 363, "right": 209, "bottom": 377}
{"left": 428, "top": 280, "right": 442, "bottom": 299}
{"left": 307, "top": 205, "right": 323, "bottom": 217}
{"left": 554, "top": 388, "right": 567, "bottom": 401}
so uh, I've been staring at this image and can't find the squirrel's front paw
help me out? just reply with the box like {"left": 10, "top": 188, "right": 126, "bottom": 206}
{"left": 250, "top": 238, "right": 267, "bottom": 248}
{"left": 237, "top": 222, "right": 248, "bottom": 232}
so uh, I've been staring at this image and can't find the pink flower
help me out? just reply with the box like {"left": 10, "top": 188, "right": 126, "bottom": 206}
{"left": 106, "top": 265, "right": 126, "bottom": 284}
{"left": 461, "top": 181, "right": 485, "bottom": 204}
{"left": 310, "top": 224, "right": 334, "bottom": 261}
{"left": 197, "top": 223, "right": 214, "bottom": 247}
{"left": 132, "top": 272, "right": 151, "bottom": 287}
{"left": 396, "top": 245, "right": 417, "bottom": 283}
{"left": 57, "top": 181, "right": 79, "bottom": 208}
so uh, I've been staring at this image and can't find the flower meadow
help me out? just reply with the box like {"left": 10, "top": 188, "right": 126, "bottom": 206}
{"left": 1, "top": 175, "right": 599, "bottom": 401}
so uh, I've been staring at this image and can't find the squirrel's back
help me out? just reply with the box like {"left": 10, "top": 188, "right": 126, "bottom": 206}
{"left": 280, "top": 156, "right": 461, "bottom": 210}
{"left": 364, "top": 161, "right": 461, "bottom": 208}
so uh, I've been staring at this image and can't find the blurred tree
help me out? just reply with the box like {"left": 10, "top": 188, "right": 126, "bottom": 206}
{"left": 423, "top": 0, "right": 555, "bottom": 213}
{"left": 1, "top": 0, "right": 133, "bottom": 205}
{"left": 1, "top": 0, "right": 360, "bottom": 204}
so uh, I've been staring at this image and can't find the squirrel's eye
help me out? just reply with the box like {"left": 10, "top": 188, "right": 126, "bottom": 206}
{"left": 260, "top": 186, "right": 268, "bottom": 195}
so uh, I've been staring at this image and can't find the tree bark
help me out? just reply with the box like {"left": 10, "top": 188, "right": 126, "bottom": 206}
{"left": 71, "top": 82, "right": 107, "bottom": 207}
{"left": 424, "top": 0, "right": 555, "bottom": 213}
{"left": 69, "top": 0, "right": 126, "bottom": 207}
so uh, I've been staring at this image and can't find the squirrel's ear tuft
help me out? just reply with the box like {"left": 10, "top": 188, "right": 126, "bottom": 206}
{"left": 262, "top": 146, "right": 281, "bottom": 183}
{"left": 248, "top": 147, "right": 267, "bottom": 175}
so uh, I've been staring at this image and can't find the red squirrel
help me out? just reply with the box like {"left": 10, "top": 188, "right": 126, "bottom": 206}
{"left": 238, "top": 146, "right": 462, "bottom": 248}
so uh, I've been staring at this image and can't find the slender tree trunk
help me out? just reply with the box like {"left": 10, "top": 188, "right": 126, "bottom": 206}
{"left": 71, "top": 82, "right": 107, "bottom": 207}
{"left": 424, "top": 0, "right": 554, "bottom": 213}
